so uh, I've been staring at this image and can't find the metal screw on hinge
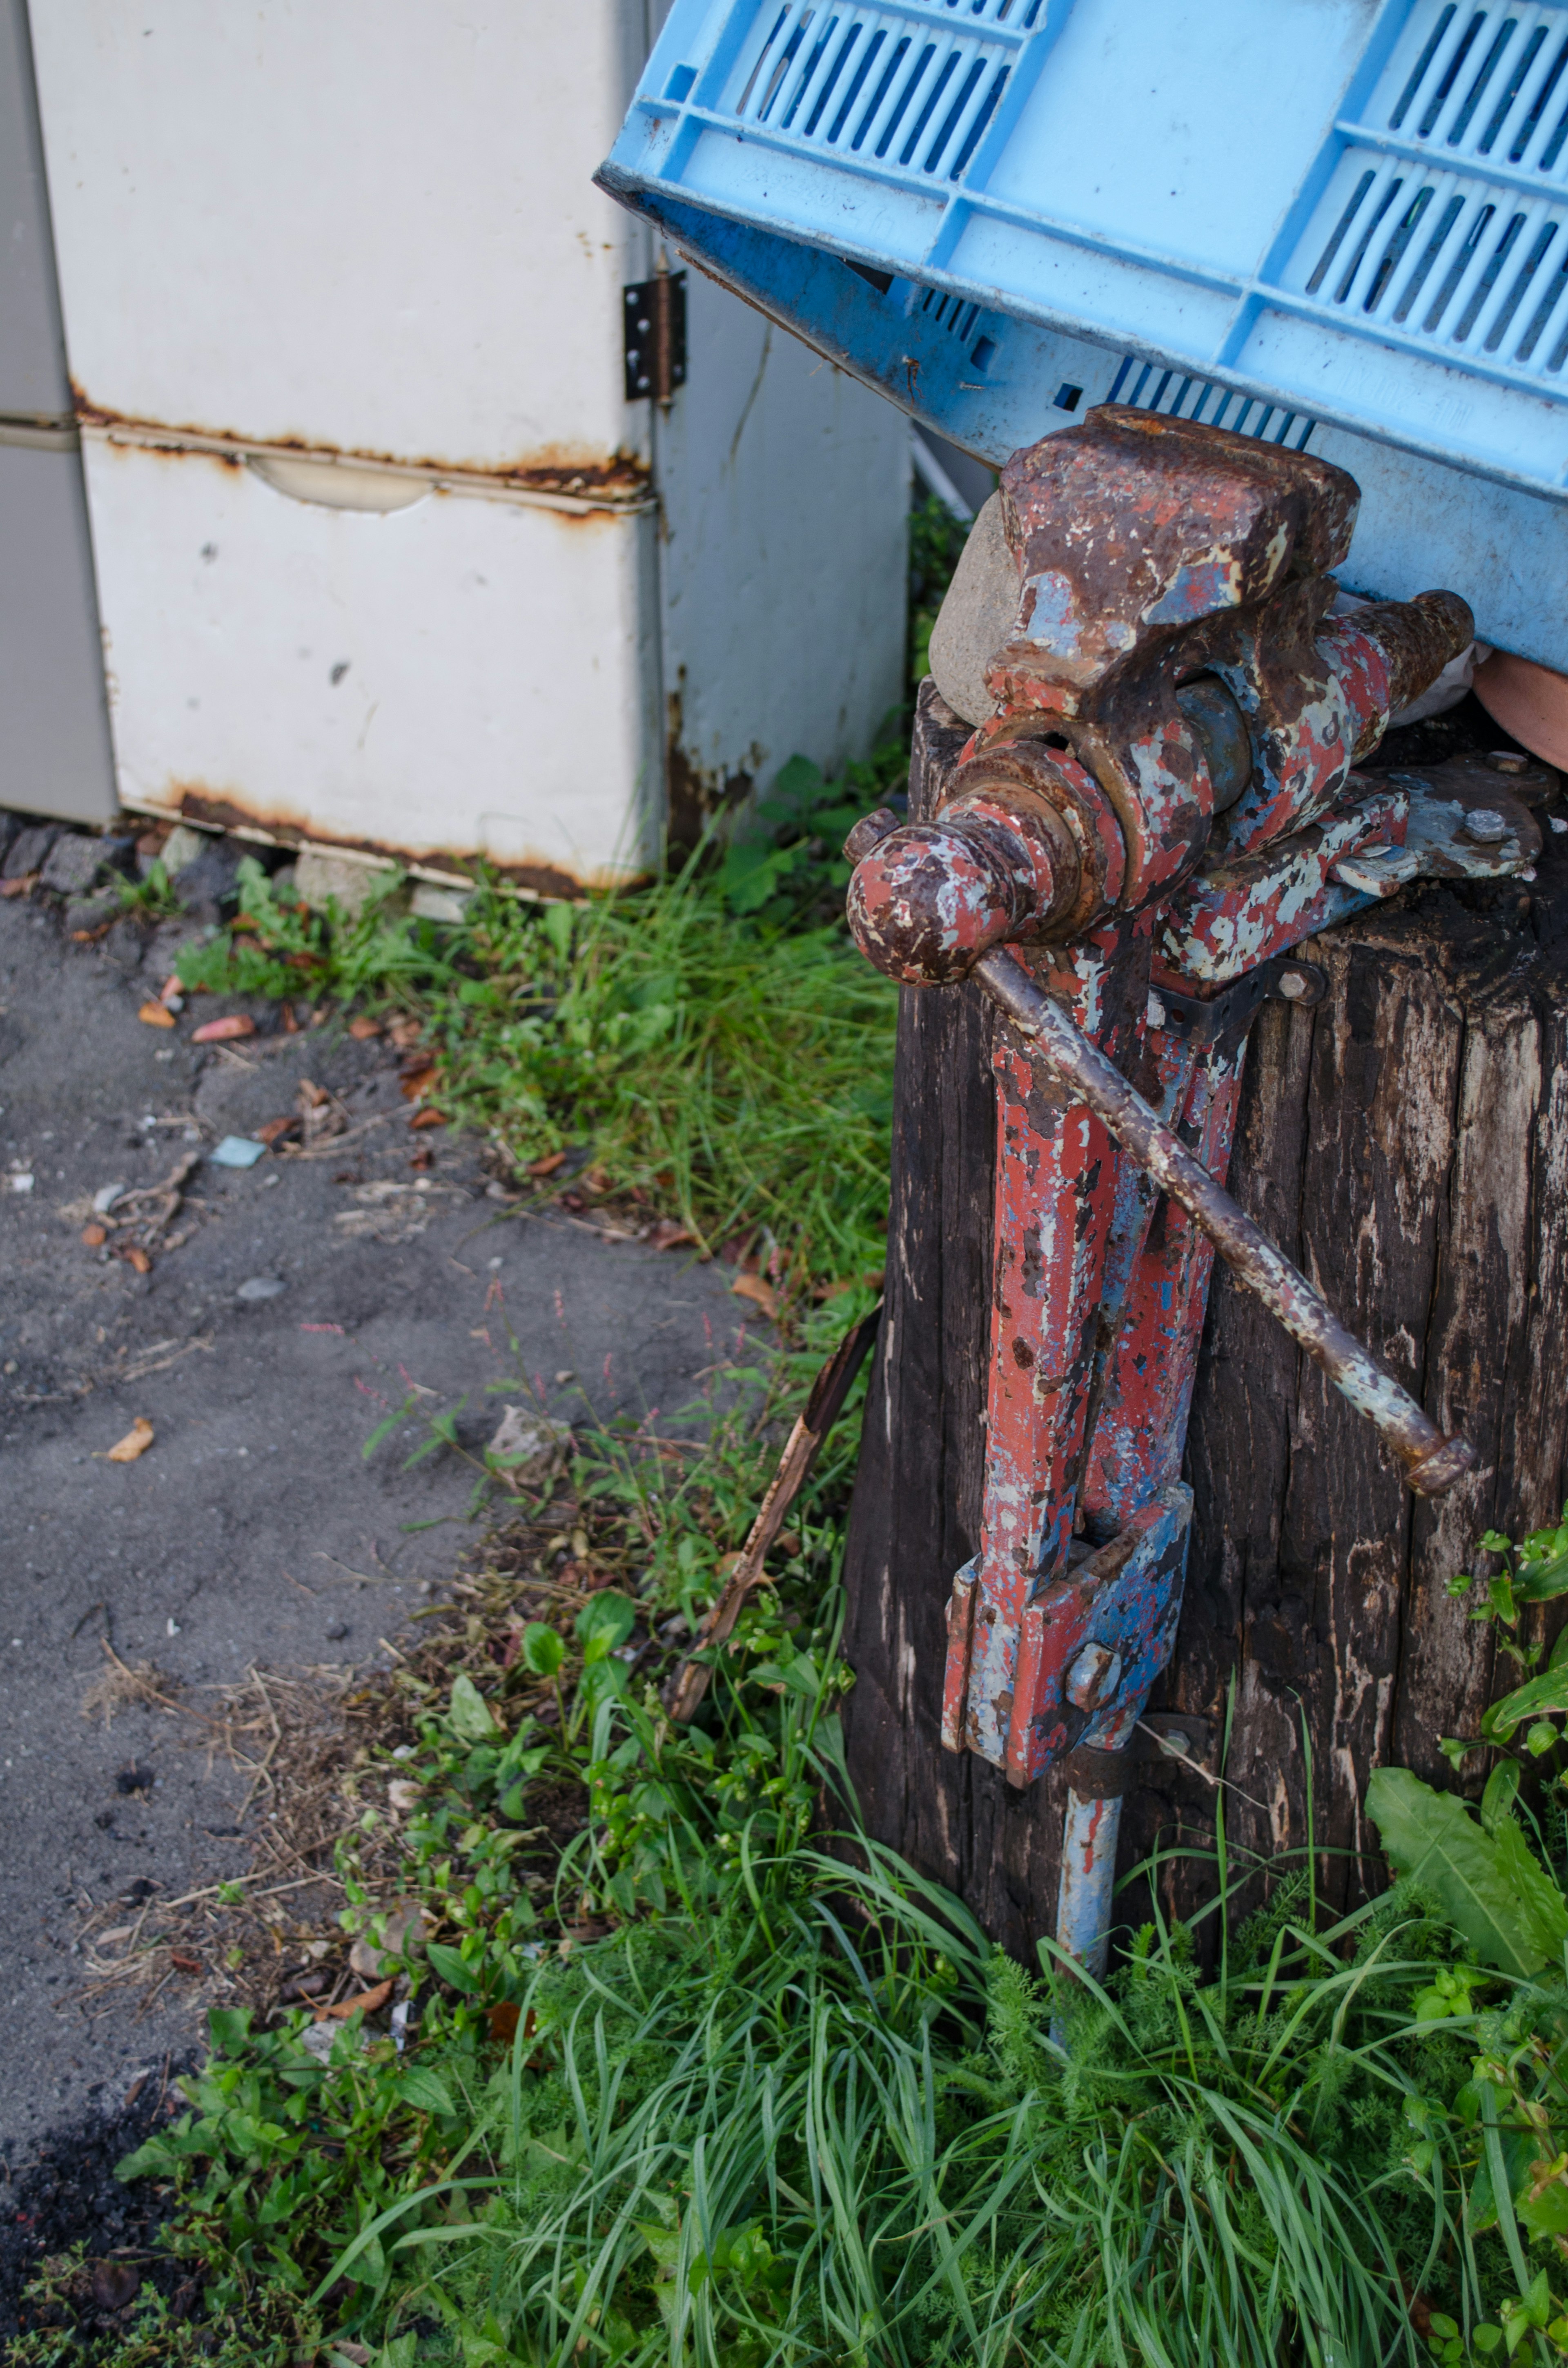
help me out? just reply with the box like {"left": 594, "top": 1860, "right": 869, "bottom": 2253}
{"left": 1066, "top": 1641, "right": 1122, "bottom": 1710}
{"left": 623, "top": 269, "right": 688, "bottom": 405}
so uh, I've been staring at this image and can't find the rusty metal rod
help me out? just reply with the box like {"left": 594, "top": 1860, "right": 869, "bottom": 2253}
{"left": 974, "top": 948, "right": 1475, "bottom": 1496}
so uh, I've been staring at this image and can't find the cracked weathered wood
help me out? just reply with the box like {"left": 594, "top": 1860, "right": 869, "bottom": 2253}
{"left": 840, "top": 680, "right": 1568, "bottom": 1957}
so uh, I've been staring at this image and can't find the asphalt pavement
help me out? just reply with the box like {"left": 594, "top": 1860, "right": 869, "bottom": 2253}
{"left": 0, "top": 876, "right": 748, "bottom": 2161}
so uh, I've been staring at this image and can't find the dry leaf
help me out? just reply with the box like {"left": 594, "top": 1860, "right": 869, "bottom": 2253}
{"left": 527, "top": 1150, "right": 567, "bottom": 1177}
{"left": 315, "top": 1977, "right": 393, "bottom": 2022}
{"left": 158, "top": 974, "right": 184, "bottom": 1007}
{"left": 119, "top": 1244, "right": 153, "bottom": 1275}
{"left": 646, "top": 1219, "right": 695, "bottom": 1251}
{"left": 387, "top": 1016, "right": 422, "bottom": 1049}
{"left": 136, "top": 1000, "right": 176, "bottom": 1030}
{"left": 255, "top": 1115, "right": 298, "bottom": 1146}
{"left": 170, "top": 1950, "right": 203, "bottom": 1974}
{"left": 192, "top": 1013, "right": 256, "bottom": 1044}
{"left": 82, "top": 1223, "right": 107, "bottom": 1247}
{"left": 409, "top": 1106, "right": 446, "bottom": 1130}
{"left": 730, "top": 1272, "right": 779, "bottom": 1321}
{"left": 348, "top": 1015, "right": 381, "bottom": 1040}
{"left": 105, "top": 1418, "right": 155, "bottom": 1463}
{"left": 0, "top": 874, "right": 37, "bottom": 899}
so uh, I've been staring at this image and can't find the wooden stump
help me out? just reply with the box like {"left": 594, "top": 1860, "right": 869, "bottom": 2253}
{"left": 840, "top": 680, "right": 1568, "bottom": 1960}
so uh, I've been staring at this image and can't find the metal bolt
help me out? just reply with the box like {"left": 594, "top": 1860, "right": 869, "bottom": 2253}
{"left": 1066, "top": 1641, "right": 1122, "bottom": 1710}
{"left": 1463, "top": 807, "right": 1508, "bottom": 844}
{"left": 1278, "top": 970, "right": 1309, "bottom": 1000}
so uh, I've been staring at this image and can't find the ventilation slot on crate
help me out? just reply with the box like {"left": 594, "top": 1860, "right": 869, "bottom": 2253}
{"left": 1379, "top": 2, "right": 1568, "bottom": 174}
{"left": 919, "top": 285, "right": 982, "bottom": 338}
{"left": 1109, "top": 358, "right": 1317, "bottom": 451}
{"left": 1298, "top": 159, "right": 1568, "bottom": 374}
{"left": 723, "top": 2, "right": 1032, "bottom": 178}
{"left": 1281, "top": 2, "right": 1568, "bottom": 382}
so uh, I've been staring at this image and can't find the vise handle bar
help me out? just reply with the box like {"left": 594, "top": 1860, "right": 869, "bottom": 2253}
{"left": 976, "top": 948, "right": 1475, "bottom": 1496}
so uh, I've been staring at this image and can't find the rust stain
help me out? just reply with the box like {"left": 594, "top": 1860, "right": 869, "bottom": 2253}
{"left": 70, "top": 384, "right": 653, "bottom": 504}
{"left": 161, "top": 781, "right": 612, "bottom": 901}
{"left": 665, "top": 685, "right": 754, "bottom": 852}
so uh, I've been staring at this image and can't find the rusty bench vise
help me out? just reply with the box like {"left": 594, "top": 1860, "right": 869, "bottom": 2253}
{"left": 844, "top": 407, "right": 1541, "bottom": 1977}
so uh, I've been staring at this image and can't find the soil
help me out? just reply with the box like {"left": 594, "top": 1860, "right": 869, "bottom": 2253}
{"left": 0, "top": 2072, "right": 194, "bottom": 2342}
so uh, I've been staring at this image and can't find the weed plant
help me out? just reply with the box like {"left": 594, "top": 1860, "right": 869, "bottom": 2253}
{"left": 62, "top": 1329, "right": 1568, "bottom": 2368}
{"left": 22, "top": 1335, "right": 1568, "bottom": 2365}
{"left": 85, "top": 1720, "right": 1541, "bottom": 2368}
{"left": 172, "top": 765, "right": 904, "bottom": 1302}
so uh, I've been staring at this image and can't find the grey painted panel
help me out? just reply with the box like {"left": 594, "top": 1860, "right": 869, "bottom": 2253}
{"left": 0, "top": 1, "right": 70, "bottom": 419}
{"left": 0, "top": 440, "right": 117, "bottom": 822}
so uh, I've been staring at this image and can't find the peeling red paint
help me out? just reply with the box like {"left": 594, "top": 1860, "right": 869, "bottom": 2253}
{"left": 848, "top": 406, "right": 1495, "bottom": 1795}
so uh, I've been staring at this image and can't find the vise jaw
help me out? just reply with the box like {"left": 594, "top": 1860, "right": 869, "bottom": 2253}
{"left": 846, "top": 407, "right": 1483, "bottom": 1795}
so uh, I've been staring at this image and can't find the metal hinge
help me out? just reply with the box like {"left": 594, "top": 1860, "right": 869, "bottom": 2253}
{"left": 623, "top": 271, "right": 687, "bottom": 404}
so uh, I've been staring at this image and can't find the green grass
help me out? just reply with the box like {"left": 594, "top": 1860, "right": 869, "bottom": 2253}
{"left": 173, "top": 746, "right": 907, "bottom": 1306}
{"left": 32, "top": 1347, "right": 1568, "bottom": 2368}
{"left": 43, "top": 503, "right": 1568, "bottom": 2364}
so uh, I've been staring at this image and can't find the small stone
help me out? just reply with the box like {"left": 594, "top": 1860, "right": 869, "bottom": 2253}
{"left": 236, "top": 1275, "right": 286, "bottom": 1300}
{"left": 172, "top": 835, "right": 247, "bottom": 923}
{"left": 2, "top": 822, "right": 60, "bottom": 881}
{"left": 408, "top": 882, "right": 471, "bottom": 924}
{"left": 326, "top": 1619, "right": 350, "bottom": 1641}
{"left": 40, "top": 833, "right": 109, "bottom": 895}
{"left": 296, "top": 847, "right": 399, "bottom": 918}
{"left": 157, "top": 825, "right": 210, "bottom": 875}
{"left": 212, "top": 1136, "right": 267, "bottom": 1169}
{"left": 487, "top": 1405, "right": 573, "bottom": 1491}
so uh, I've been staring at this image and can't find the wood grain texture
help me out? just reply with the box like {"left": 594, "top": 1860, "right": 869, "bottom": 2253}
{"left": 841, "top": 680, "right": 1568, "bottom": 1954}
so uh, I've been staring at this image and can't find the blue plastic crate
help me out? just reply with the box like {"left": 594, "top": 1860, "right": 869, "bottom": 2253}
{"left": 601, "top": 0, "right": 1568, "bottom": 669}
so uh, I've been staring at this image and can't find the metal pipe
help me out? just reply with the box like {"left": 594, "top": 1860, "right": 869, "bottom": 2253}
{"left": 974, "top": 947, "right": 1475, "bottom": 1496}
{"left": 1056, "top": 1790, "right": 1123, "bottom": 1978}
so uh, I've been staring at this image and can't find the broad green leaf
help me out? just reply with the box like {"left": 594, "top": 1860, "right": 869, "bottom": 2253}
{"left": 1483, "top": 1667, "right": 1568, "bottom": 1742}
{"left": 396, "top": 2066, "right": 457, "bottom": 2116}
{"left": 448, "top": 1673, "right": 501, "bottom": 1744}
{"left": 1364, "top": 1767, "right": 1568, "bottom": 1975}
{"left": 1494, "top": 1817, "right": 1568, "bottom": 1961}
{"left": 636, "top": 2220, "right": 682, "bottom": 2268}
{"left": 115, "top": 2136, "right": 178, "bottom": 2183}
{"left": 1518, "top": 2176, "right": 1568, "bottom": 2242}
{"left": 208, "top": 2007, "right": 254, "bottom": 2055}
{"left": 426, "top": 1940, "right": 482, "bottom": 1993}
{"left": 575, "top": 1591, "right": 635, "bottom": 1650}
{"left": 1482, "top": 1761, "right": 1521, "bottom": 1834}
{"left": 521, "top": 1623, "right": 564, "bottom": 1678}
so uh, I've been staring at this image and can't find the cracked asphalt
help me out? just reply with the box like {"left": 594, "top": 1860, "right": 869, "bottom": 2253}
{"left": 0, "top": 882, "right": 751, "bottom": 2160}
